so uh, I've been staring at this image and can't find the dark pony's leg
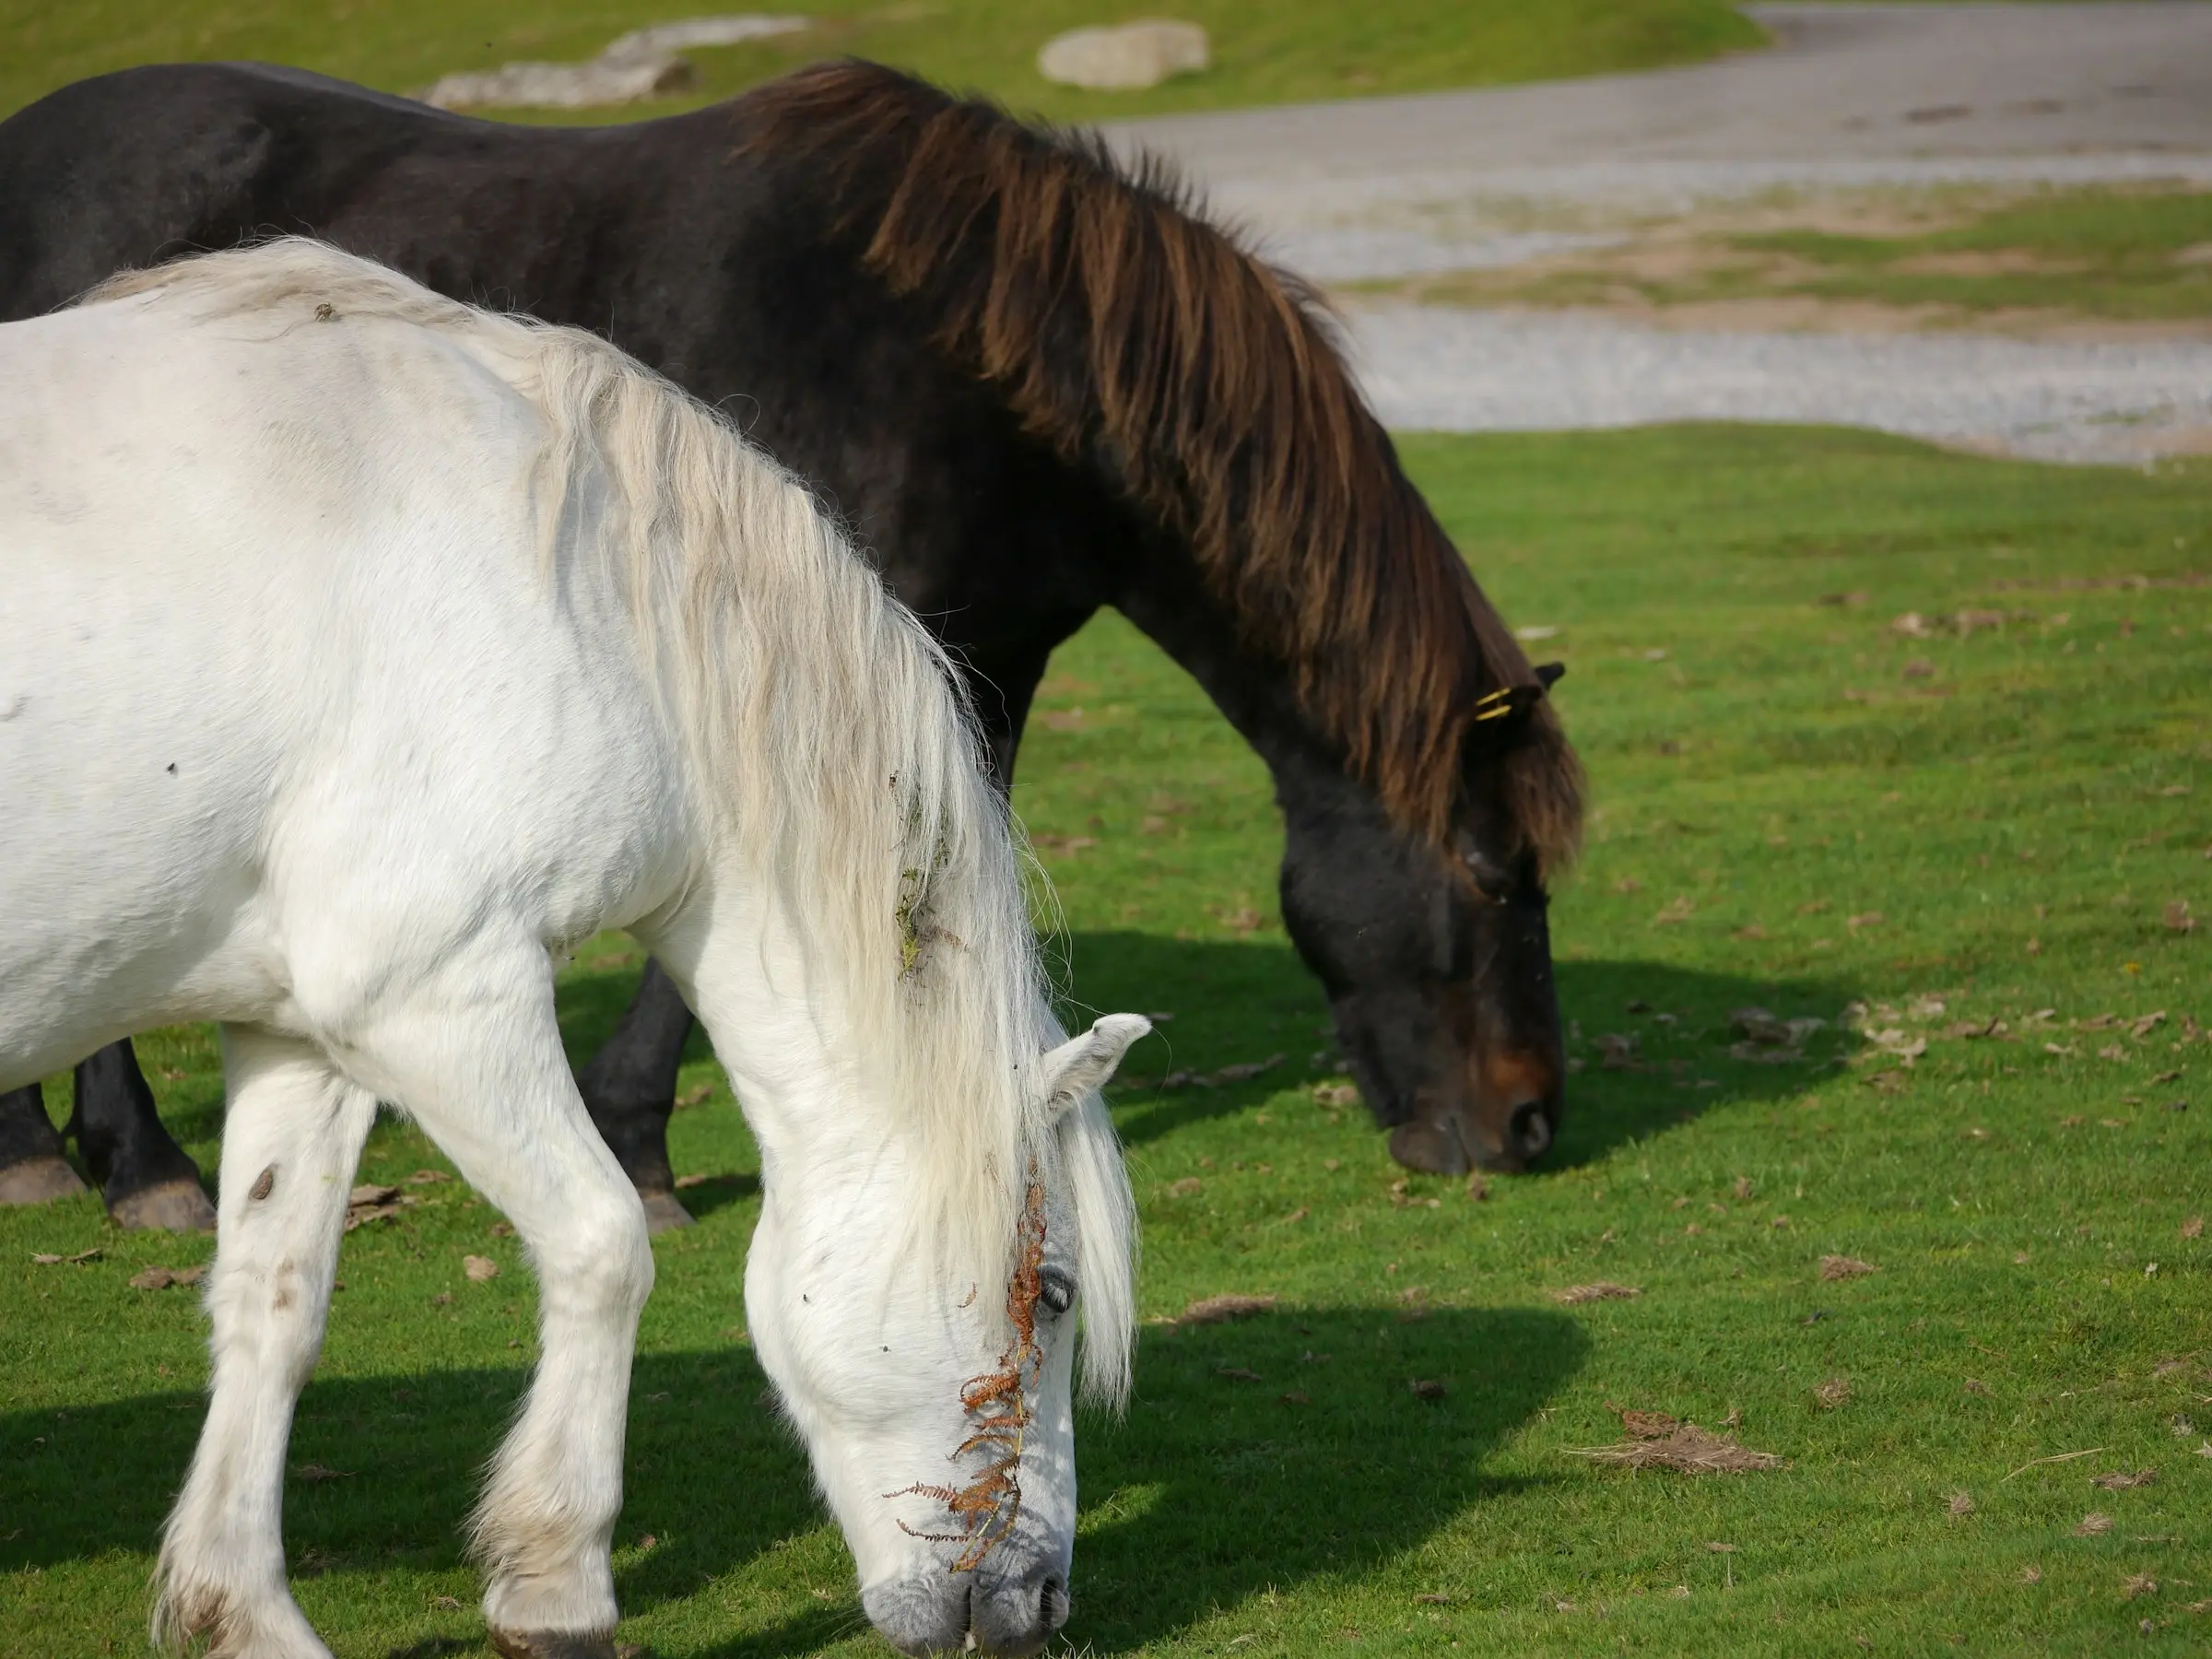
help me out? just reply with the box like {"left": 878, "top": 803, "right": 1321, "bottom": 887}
{"left": 576, "top": 959, "right": 697, "bottom": 1235}
{"left": 73, "top": 1041, "right": 217, "bottom": 1232}
{"left": 0, "top": 1083, "right": 89, "bottom": 1205}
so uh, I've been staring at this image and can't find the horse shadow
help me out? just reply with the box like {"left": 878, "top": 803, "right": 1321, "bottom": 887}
{"left": 1053, "top": 930, "right": 1860, "bottom": 1168}
{"left": 549, "top": 932, "right": 1858, "bottom": 1182}
{"left": 1, "top": 1307, "right": 1582, "bottom": 1656}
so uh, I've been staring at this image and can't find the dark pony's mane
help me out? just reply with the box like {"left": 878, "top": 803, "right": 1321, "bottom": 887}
{"left": 738, "top": 61, "right": 1583, "bottom": 872}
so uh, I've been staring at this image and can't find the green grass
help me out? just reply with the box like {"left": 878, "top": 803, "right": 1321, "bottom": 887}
{"left": 6, "top": 425, "right": 2211, "bottom": 1654}
{"left": 1384, "top": 187, "right": 2212, "bottom": 325}
{"left": 0, "top": 0, "right": 1764, "bottom": 126}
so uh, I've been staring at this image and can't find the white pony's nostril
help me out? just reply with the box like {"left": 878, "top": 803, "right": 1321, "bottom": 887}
{"left": 1040, "top": 1573, "right": 1070, "bottom": 1630}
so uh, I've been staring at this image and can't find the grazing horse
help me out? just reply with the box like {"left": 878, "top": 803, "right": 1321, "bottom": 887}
{"left": 0, "top": 61, "right": 1583, "bottom": 1224}
{"left": 0, "top": 241, "right": 1140, "bottom": 1659}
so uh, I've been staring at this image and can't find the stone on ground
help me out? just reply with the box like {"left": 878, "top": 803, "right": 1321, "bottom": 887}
{"left": 1039, "top": 21, "right": 1208, "bottom": 92}
{"left": 422, "top": 16, "right": 808, "bottom": 111}
{"left": 600, "top": 16, "right": 809, "bottom": 65}
{"left": 421, "top": 56, "right": 694, "bottom": 111}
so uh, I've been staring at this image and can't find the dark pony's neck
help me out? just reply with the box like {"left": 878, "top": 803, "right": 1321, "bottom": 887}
{"left": 735, "top": 60, "right": 1582, "bottom": 873}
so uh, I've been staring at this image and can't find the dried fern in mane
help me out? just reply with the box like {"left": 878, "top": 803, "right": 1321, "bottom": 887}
{"left": 736, "top": 61, "right": 1582, "bottom": 873}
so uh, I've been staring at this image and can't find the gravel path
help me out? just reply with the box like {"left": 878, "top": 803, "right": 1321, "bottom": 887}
{"left": 1108, "top": 5, "right": 2212, "bottom": 461}
{"left": 1346, "top": 304, "right": 2212, "bottom": 465}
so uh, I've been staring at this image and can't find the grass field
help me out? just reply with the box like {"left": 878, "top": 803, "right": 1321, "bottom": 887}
{"left": 1370, "top": 184, "right": 2212, "bottom": 331}
{"left": 5, "top": 424, "right": 2208, "bottom": 1654}
{"left": 0, "top": 0, "right": 1763, "bottom": 126}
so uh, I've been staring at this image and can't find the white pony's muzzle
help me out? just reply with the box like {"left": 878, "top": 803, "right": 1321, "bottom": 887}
{"left": 863, "top": 1560, "right": 1071, "bottom": 1657}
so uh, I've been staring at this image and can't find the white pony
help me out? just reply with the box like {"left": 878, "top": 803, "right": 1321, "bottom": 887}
{"left": 0, "top": 240, "right": 1143, "bottom": 1659}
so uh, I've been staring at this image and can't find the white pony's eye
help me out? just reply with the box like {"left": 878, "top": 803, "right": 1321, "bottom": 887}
{"left": 1038, "top": 1265, "right": 1077, "bottom": 1317}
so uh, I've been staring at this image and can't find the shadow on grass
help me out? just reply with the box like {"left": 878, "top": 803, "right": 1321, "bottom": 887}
{"left": 665, "top": 1171, "right": 760, "bottom": 1221}
{"left": 28, "top": 934, "right": 1853, "bottom": 1207}
{"left": 1547, "top": 956, "right": 1862, "bottom": 1171}
{"left": 1059, "top": 930, "right": 1860, "bottom": 1168}
{"left": 51, "top": 928, "right": 1854, "bottom": 1199}
{"left": 3, "top": 1309, "right": 1581, "bottom": 1657}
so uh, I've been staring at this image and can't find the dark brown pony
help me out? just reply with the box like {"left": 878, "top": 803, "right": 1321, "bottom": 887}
{"left": 0, "top": 59, "right": 1582, "bottom": 1224}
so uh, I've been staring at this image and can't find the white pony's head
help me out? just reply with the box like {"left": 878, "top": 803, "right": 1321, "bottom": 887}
{"left": 744, "top": 1014, "right": 1145, "bottom": 1655}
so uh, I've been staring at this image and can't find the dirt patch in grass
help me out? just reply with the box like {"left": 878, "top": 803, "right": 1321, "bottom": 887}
{"left": 1553, "top": 1282, "right": 1642, "bottom": 1304}
{"left": 1571, "top": 1423, "right": 1785, "bottom": 1474}
{"left": 1170, "top": 1293, "right": 1277, "bottom": 1327}
{"left": 1354, "top": 184, "right": 2212, "bottom": 338}
{"left": 2090, "top": 1468, "right": 2158, "bottom": 1491}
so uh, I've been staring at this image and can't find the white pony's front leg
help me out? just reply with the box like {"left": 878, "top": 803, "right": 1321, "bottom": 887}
{"left": 156, "top": 1028, "right": 376, "bottom": 1659}
{"left": 349, "top": 946, "right": 654, "bottom": 1659}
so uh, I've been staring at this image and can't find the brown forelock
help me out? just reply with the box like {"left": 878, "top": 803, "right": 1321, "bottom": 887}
{"left": 734, "top": 61, "right": 1583, "bottom": 875}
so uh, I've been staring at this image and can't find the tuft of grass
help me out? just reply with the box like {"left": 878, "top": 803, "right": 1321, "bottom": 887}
{"left": 5, "top": 425, "right": 2209, "bottom": 1653}
{"left": 0, "top": 0, "right": 1764, "bottom": 126}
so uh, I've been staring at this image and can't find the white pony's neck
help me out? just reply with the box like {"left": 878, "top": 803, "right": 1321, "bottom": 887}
{"left": 651, "top": 880, "right": 877, "bottom": 1178}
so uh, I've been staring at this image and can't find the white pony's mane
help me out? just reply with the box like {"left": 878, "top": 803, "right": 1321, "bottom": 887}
{"left": 82, "top": 241, "right": 1133, "bottom": 1404}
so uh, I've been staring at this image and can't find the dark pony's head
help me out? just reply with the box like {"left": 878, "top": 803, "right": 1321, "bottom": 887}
{"left": 737, "top": 63, "right": 1585, "bottom": 1172}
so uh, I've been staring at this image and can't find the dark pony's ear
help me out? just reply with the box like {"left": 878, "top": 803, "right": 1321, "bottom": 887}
{"left": 1469, "top": 664, "right": 1564, "bottom": 734}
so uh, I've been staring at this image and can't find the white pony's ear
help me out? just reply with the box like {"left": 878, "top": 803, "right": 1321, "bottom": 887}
{"left": 1040, "top": 1014, "right": 1151, "bottom": 1124}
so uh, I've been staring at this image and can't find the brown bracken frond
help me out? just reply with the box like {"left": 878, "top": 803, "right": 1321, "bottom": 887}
{"left": 734, "top": 62, "right": 1583, "bottom": 876}
{"left": 889, "top": 1169, "right": 1049, "bottom": 1571}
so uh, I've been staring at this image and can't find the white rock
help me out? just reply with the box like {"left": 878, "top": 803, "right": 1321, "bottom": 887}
{"left": 602, "top": 16, "right": 809, "bottom": 66}
{"left": 1038, "top": 20, "right": 1208, "bottom": 92}
{"left": 421, "top": 16, "right": 808, "bottom": 111}
{"left": 421, "top": 58, "right": 692, "bottom": 111}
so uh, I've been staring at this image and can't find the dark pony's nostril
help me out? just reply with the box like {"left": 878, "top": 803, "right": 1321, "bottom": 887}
{"left": 1508, "top": 1101, "right": 1553, "bottom": 1159}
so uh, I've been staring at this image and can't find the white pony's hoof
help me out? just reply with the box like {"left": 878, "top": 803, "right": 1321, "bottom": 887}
{"left": 0, "top": 1155, "right": 89, "bottom": 1205}
{"left": 110, "top": 1177, "right": 218, "bottom": 1232}
{"left": 488, "top": 1629, "right": 620, "bottom": 1659}
{"left": 154, "top": 1579, "right": 334, "bottom": 1658}
{"left": 640, "top": 1191, "right": 694, "bottom": 1234}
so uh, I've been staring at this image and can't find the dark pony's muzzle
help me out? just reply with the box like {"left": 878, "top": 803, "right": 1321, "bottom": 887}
{"left": 1387, "top": 1097, "right": 1552, "bottom": 1176}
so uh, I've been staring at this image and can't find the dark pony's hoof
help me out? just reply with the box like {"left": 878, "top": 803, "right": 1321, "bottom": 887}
{"left": 0, "top": 1156, "right": 90, "bottom": 1205}
{"left": 108, "top": 1177, "right": 218, "bottom": 1232}
{"left": 640, "top": 1191, "right": 695, "bottom": 1234}
{"left": 488, "top": 1629, "right": 624, "bottom": 1659}
{"left": 1387, "top": 1120, "right": 1471, "bottom": 1177}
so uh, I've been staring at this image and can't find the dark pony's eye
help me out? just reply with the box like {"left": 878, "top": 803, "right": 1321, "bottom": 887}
{"left": 1452, "top": 830, "right": 1512, "bottom": 903}
{"left": 1037, "top": 1265, "right": 1077, "bottom": 1317}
